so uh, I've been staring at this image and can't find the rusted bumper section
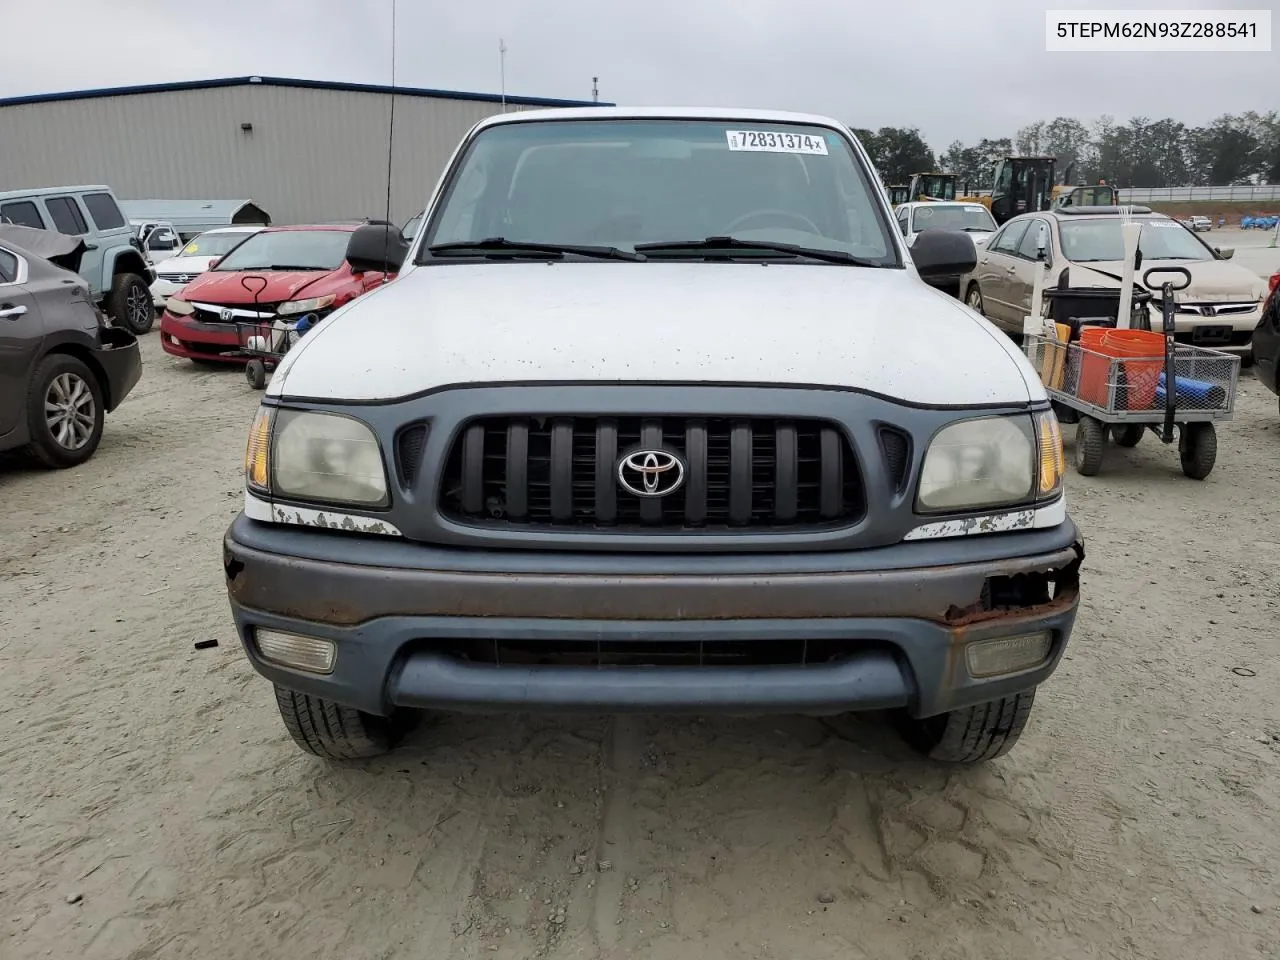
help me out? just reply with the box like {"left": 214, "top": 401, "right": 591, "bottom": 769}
{"left": 223, "top": 513, "right": 1083, "bottom": 719}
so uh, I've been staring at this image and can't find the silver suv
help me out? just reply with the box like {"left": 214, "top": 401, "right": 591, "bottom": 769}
{"left": 0, "top": 185, "right": 156, "bottom": 333}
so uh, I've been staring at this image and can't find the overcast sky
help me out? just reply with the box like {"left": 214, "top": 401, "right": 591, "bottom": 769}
{"left": 2, "top": 0, "right": 1275, "bottom": 149}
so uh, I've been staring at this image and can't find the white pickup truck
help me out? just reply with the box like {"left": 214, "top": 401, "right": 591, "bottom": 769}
{"left": 222, "top": 107, "right": 1084, "bottom": 765}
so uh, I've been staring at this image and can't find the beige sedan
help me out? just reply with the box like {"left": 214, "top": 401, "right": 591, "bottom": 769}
{"left": 959, "top": 209, "right": 1267, "bottom": 355}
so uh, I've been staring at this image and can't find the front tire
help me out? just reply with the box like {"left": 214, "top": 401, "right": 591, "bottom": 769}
{"left": 25, "top": 354, "right": 105, "bottom": 468}
{"left": 1180, "top": 422, "right": 1217, "bottom": 479}
{"left": 273, "top": 685, "right": 417, "bottom": 760}
{"left": 965, "top": 283, "right": 986, "bottom": 316}
{"left": 245, "top": 358, "right": 267, "bottom": 389}
{"left": 896, "top": 690, "right": 1037, "bottom": 763}
{"left": 107, "top": 273, "right": 155, "bottom": 334}
{"left": 1074, "top": 416, "right": 1106, "bottom": 475}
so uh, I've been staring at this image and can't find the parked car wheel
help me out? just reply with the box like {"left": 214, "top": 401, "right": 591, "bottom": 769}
{"left": 25, "top": 354, "right": 105, "bottom": 468}
{"left": 965, "top": 283, "right": 985, "bottom": 316}
{"left": 273, "top": 685, "right": 419, "bottom": 760}
{"left": 107, "top": 272, "right": 155, "bottom": 334}
{"left": 895, "top": 690, "right": 1037, "bottom": 763}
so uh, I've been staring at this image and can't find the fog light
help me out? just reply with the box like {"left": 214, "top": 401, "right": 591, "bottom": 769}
{"left": 253, "top": 628, "right": 336, "bottom": 674}
{"left": 965, "top": 632, "right": 1052, "bottom": 678}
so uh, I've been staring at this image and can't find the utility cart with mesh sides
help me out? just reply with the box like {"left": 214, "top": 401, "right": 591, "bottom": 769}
{"left": 235, "top": 319, "right": 301, "bottom": 390}
{"left": 1023, "top": 267, "right": 1240, "bottom": 479}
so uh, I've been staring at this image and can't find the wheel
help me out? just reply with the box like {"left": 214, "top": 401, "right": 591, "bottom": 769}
{"left": 244, "top": 358, "right": 267, "bottom": 389}
{"left": 106, "top": 273, "right": 155, "bottom": 334}
{"left": 24, "top": 354, "right": 105, "bottom": 468}
{"left": 965, "top": 283, "right": 985, "bottom": 316}
{"left": 1111, "top": 423, "right": 1144, "bottom": 448}
{"left": 895, "top": 690, "right": 1037, "bottom": 764}
{"left": 1180, "top": 422, "right": 1217, "bottom": 479}
{"left": 273, "top": 685, "right": 418, "bottom": 760}
{"left": 1074, "top": 416, "right": 1106, "bottom": 475}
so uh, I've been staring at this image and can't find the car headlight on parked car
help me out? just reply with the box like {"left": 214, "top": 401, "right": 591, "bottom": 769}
{"left": 917, "top": 412, "right": 1062, "bottom": 512}
{"left": 277, "top": 295, "right": 336, "bottom": 316}
{"left": 244, "top": 406, "right": 389, "bottom": 506}
{"left": 166, "top": 297, "right": 195, "bottom": 316}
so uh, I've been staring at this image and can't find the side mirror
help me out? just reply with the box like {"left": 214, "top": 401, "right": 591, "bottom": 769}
{"left": 911, "top": 228, "right": 977, "bottom": 279}
{"left": 1216, "top": 247, "right": 1234, "bottom": 259}
{"left": 346, "top": 223, "right": 409, "bottom": 274}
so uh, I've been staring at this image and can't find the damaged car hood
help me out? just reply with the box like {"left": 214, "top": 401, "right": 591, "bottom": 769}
{"left": 268, "top": 262, "right": 1039, "bottom": 406}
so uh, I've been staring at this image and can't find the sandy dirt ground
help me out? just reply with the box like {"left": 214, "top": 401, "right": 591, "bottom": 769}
{"left": 3, "top": 249, "right": 1279, "bottom": 959}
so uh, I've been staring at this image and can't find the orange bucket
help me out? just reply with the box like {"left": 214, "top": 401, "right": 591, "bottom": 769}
{"left": 1102, "top": 329, "right": 1164, "bottom": 410}
{"left": 1077, "top": 327, "right": 1112, "bottom": 406}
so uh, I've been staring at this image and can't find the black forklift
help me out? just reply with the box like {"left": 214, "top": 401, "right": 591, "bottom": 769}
{"left": 988, "top": 156, "right": 1057, "bottom": 225}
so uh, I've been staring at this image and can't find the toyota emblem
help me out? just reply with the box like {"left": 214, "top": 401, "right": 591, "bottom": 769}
{"left": 617, "top": 449, "right": 686, "bottom": 498}
{"left": 219, "top": 308, "right": 234, "bottom": 322}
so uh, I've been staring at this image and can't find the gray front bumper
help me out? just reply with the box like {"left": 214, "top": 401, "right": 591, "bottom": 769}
{"left": 224, "top": 514, "right": 1083, "bottom": 719}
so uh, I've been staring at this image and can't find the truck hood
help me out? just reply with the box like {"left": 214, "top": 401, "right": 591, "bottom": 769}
{"left": 1072, "top": 258, "right": 1265, "bottom": 302}
{"left": 178, "top": 268, "right": 337, "bottom": 306}
{"left": 269, "top": 262, "right": 1037, "bottom": 406}
{"left": 153, "top": 254, "right": 217, "bottom": 275}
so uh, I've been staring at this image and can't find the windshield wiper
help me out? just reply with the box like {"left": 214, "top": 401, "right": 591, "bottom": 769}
{"left": 426, "top": 238, "right": 645, "bottom": 262}
{"left": 635, "top": 236, "right": 881, "bottom": 266}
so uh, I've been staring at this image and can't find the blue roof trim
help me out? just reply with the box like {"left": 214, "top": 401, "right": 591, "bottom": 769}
{"left": 0, "top": 75, "right": 614, "bottom": 110}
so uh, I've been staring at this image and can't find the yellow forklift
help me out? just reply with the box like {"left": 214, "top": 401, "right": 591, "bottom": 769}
{"left": 888, "top": 185, "right": 912, "bottom": 206}
{"left": 907, "top": 172, "right": 959, "bottom": 203}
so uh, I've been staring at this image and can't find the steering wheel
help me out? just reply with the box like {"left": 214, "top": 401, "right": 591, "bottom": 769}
{"left": 724, "top": 209, "right": 822, "bottom": 235}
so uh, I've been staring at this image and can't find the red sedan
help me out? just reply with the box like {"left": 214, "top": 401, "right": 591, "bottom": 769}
{"left": 159, "top": 223, "right": 398, "bottom": 365}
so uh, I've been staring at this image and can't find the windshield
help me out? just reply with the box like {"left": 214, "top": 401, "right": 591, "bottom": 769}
{"left": 212, "top": 229, "right": 351, "bottom": 272}
{"left": 1060, "top": 218, "right": 1214, "bottom": 263}
{"left": 402, "top": 215, "right": 423, "bottom": 241}
{"left": 911, "top": 204, "right": 995, "bottom": 233}
{"left": 180, "top": 231, "right": 258, "bottom": 258}
{"left": 421, "top": 118, "right": 896, "bottom": 265}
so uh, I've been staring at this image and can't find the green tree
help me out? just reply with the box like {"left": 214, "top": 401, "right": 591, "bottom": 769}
{"left": 1015, "top": 121, "right": 1047, "bottom": 156}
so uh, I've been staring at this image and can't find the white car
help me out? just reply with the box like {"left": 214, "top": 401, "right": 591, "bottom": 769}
{"left": 894, "top": 201, "right": 998, "bottom": 294}
{"left": 1187, "top": 215, "right": 1212, "bottom": 232}
{"left": 148, "top": 225, "right": 263, "bottom": 306}
{"left": 222, "top": 107, "right": 1082, "bottom": 766}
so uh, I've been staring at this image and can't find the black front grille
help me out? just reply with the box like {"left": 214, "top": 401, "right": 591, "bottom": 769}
{"left": 440, "top": 416, "right": 865, "bottom": 531}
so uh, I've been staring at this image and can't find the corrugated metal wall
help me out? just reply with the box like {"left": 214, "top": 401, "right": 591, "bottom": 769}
{"left": 0, "top": 84, "right": 536, "bottom": 225}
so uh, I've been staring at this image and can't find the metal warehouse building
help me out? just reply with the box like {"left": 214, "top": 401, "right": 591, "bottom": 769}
{"left": 0, "top": 76, "right": 611, "bottom": 227}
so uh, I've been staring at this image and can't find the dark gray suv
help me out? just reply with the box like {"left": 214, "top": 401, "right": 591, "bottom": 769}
{"left": 0, "top": 227, "right": 141, "bottom": 467}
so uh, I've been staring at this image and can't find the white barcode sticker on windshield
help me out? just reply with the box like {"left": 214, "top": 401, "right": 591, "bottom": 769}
{"left": 726, "top": 130, "right": 829, "bottom": 155}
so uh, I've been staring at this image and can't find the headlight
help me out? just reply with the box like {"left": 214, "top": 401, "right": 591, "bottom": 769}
{"left": 917, "top": 414, "right": 1053, "bottom": 512}
{"left": 244, "top": 407, "right": 389, "bottom": 506}
{"left": 166, "top": 297, "right": 194, "bottom": 315}
{"left": 277, "top": 295, "right": 336, "bottom": 316}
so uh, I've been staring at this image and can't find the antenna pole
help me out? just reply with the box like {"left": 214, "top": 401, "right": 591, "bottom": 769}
{"left": 499, "top": 39, "right": 507, "bottom": 112}
{"left": 592, "top": 76, "right": 599, "bottom": 102}
{"left": 381, "top": 0, "right": 397, "bottom": 282}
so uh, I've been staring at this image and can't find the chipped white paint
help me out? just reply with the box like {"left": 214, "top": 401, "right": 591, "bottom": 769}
{"left": 270, "top": 262, "right": 1043, "bottom": 405}
{"left": 244, "top": 490, "right": 402, "bottom": 536}
{"left": 904, "top": 499, "right": 1065, "bottom": 541}
{"left": 245, "top": 490, "right": 273, "bottom": 522}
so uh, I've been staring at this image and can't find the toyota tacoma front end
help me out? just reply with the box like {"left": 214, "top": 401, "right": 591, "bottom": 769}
{"left": 222, "top": 107, "right": 1084, "bottom": 764}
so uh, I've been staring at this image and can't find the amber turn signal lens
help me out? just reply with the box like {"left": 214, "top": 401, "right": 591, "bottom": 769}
{"left": 245, "top": 406, "right": 273, "bottom": 492}
{"left": 1036, "top": 410, "right": 1064, "bottom": 497}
